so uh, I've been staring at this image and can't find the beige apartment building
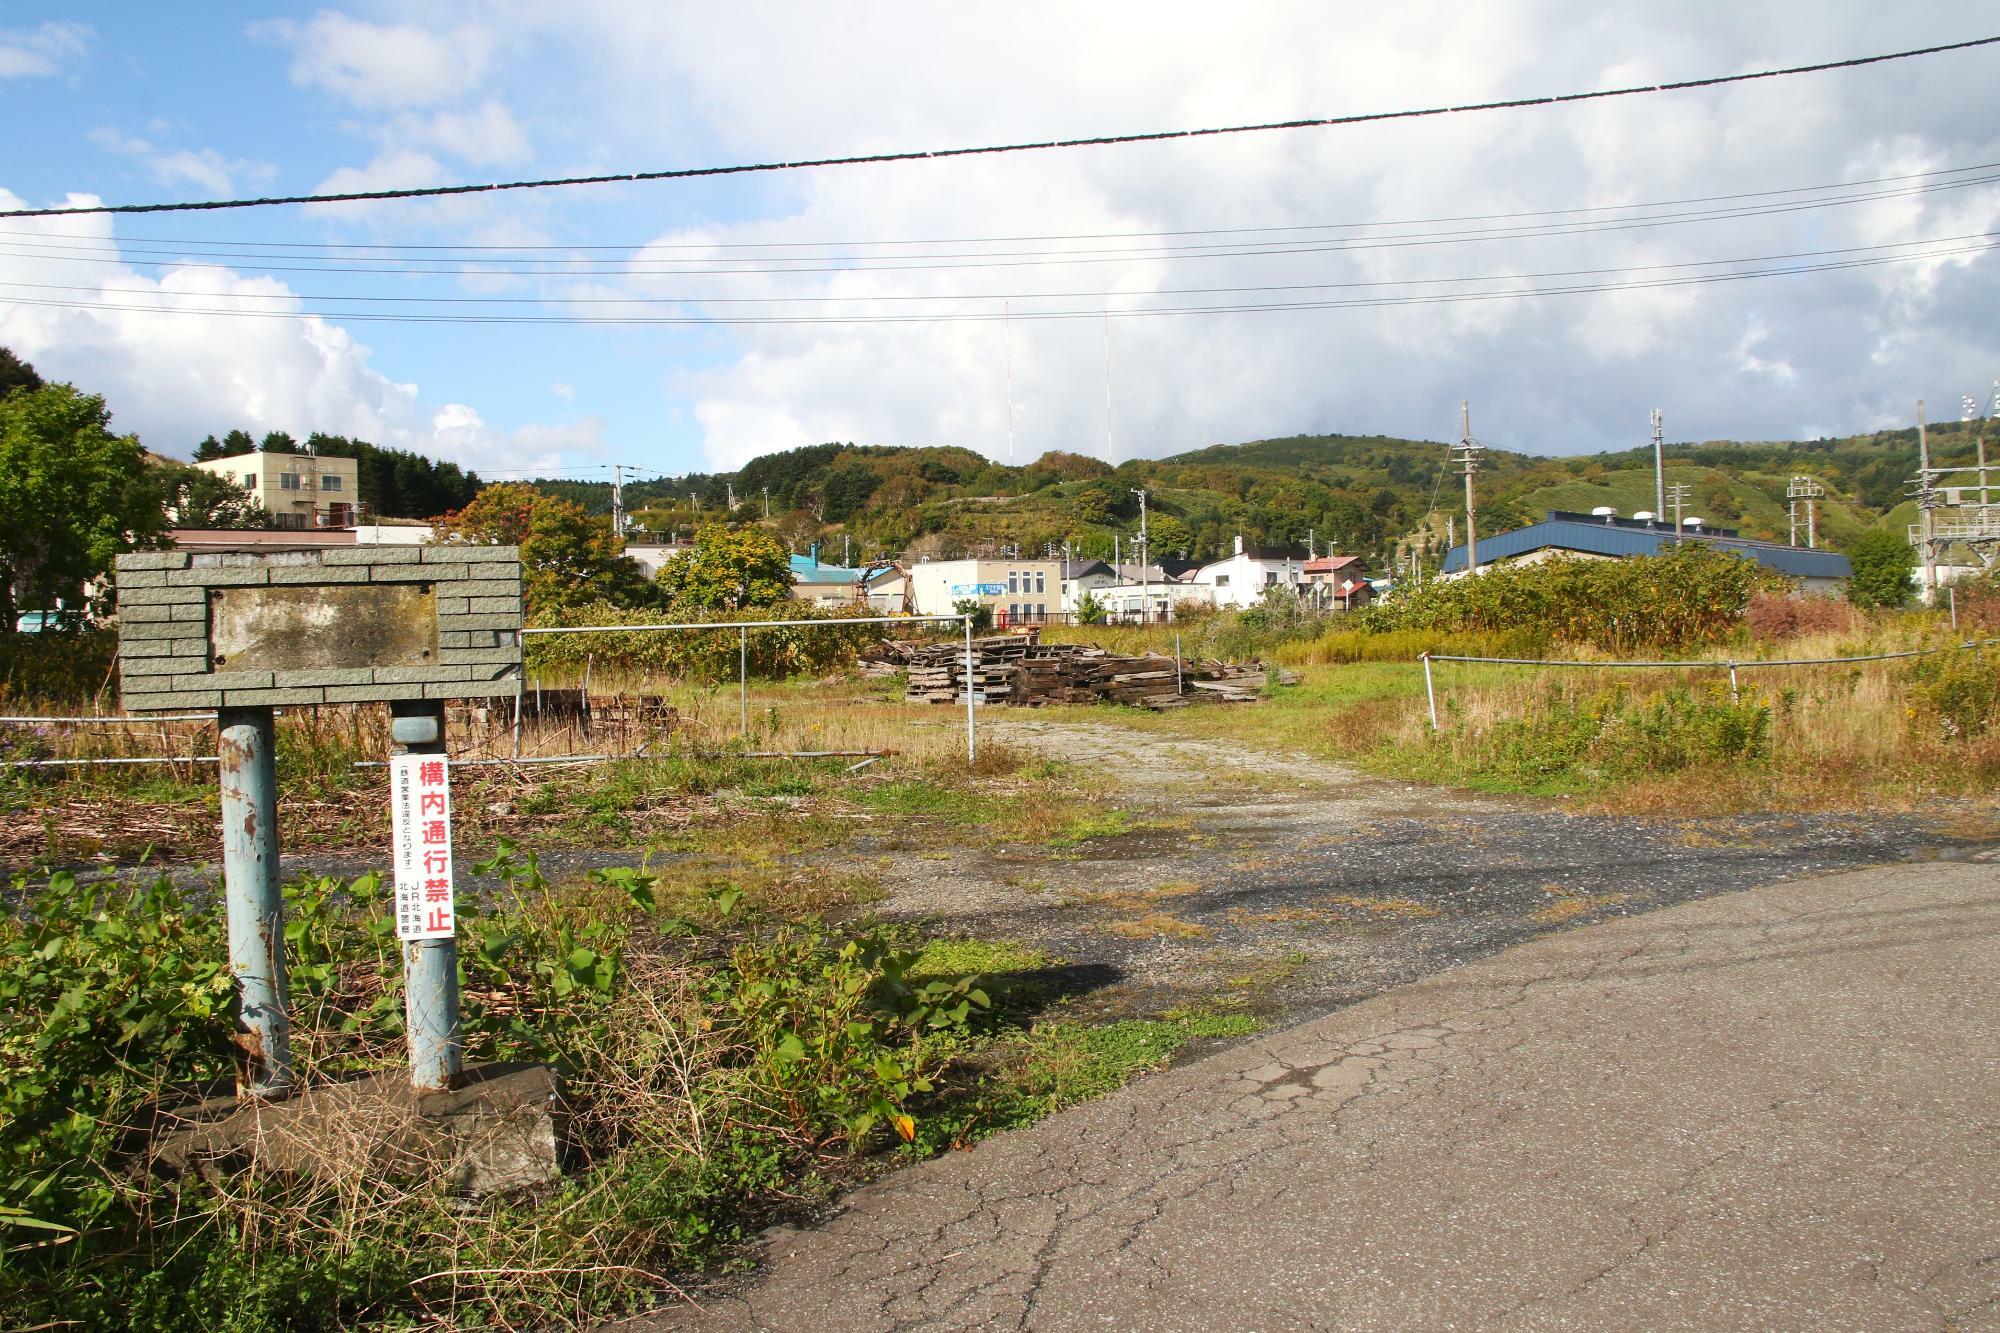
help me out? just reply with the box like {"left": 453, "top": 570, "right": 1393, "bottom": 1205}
{"left": 191, "top": 450, "right": 361, "bottom": 529}
{"left": 909, "top": 558, "right": 1063, "bottom": 625}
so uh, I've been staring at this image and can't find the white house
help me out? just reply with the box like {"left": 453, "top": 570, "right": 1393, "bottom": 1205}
{"left": 1058, "top": 558, "right": 1118, "bottom": 614}
{"left": 1190, "top": 536, "right": 1310, "bottom": 610}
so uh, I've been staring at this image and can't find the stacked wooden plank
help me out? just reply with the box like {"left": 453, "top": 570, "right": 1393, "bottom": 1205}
{"left": 897, "top": 631, "right": 1278, "bottom": 709}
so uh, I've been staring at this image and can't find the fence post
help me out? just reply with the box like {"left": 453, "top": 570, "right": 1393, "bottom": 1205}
{"left": 393, "top": 700, "right": 461, "bottom": 1094}
{"left": 510, "top": 671, "right": 523, "bottom": 760}
{"left": 1422, "top": 653, "right": 1438, "bottom": 729}
{"left": 739, "top": 627, "right": 749, "bottom": 739}
{"left": 1949, "top": 585, "right": 1958, "bottom": 631}
{"left": 964, "top": 613, "right": 977, "bottom": 767}
{"left": 1728, "top": 661, "right": 1740, "bottom": 702}
{"left": 1175, "top": 631, "right": 1183, "bottom": 696}
{"left": 217, "top": 706, "right": 294, "bottom": 1099}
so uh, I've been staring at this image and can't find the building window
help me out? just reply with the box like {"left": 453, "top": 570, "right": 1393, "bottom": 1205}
{"left": 241, "top": 473, "right": 256, "bottom": 488}
{"left": 279, "top": 473, "right": 301, "bottom": 491}
{"left": 1265, "top": 571, "right": 1278, "bottom": 585}
{"left": 1214, "top": 574, "right": 1229, "bottom": 587}
{"left": 321, "top": 475, "right": 343, "bottom": 492}
{"left": 1008, "top": 571, "right": 1019, "bottom": 594}
{"left": 1035, "top": 570, "right": 1046, "bottom": 593}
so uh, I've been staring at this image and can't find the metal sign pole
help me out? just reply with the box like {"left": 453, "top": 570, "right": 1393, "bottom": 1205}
{"left": 217, "top": 706, "right": 294, "bottom": 1098}
{"left": 392, "top": 700, "right": 461, "bottom": 1093}
{"left": 1423, "top": 653, "right": 1439, "bottom": 729}
{"left": 964, "top": 613, "right": 976, "bottom": 766}
{"left": 740, "top": 627, "right": 749, "bottom": 738}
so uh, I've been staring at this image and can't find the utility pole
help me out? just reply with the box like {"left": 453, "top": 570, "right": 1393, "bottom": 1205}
{"left": 1307, "top": 526, "right": 1315, "bottom": 559}
{"left": 843, "top": 533, "right": 851, "bottom": 566}
{"left": 1918, "top": 399, "right": 1937, "bottom": 605}
{"left": 726, "top": 481, "right": 736, "bottom": 510}
{"left": 1454, "top": 401, "right": 1482, "bottom": 575}
{"left": 1651, "top": 408, "right": 1666, "bottom": 521}
{"left": 762, "top": 486, "right": 770, "bottom": 519}
{"left": 1667, "top": 482, "right": 1692, "bottom": 543}
{"left": 1131, "top": 488, "right": 1149, "bottom": 625}
{"left": 610, "top": 463, "right": 624, "bottom": 536}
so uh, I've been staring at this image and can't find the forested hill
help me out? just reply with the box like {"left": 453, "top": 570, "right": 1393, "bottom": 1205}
{"left": 558, "top": 419, "right": 1986, "bottom": 569}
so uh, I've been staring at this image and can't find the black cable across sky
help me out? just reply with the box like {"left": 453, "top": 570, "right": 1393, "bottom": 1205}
{"left": 0, "top": 34, "right": 1993, "bottom": 221}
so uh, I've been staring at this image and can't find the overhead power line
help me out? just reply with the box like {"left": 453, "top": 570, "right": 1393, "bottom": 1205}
{"left": 4, "top": 232, "right": 1984, "bottom": 308}
{"left": 7, "top": 237, "right": 1988, "bottom": 327}
{"left": 3, "top": 169, "right": 1992, "bottom": 281}
{"left": 5, "top": 161, "right": 1993, "bottom": 252}
{"left": 2, "top": 35, "right": 1994, "bottom": 220}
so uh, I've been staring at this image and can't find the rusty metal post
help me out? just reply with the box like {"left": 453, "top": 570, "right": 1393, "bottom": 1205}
{"left": 392, "top": 700, "right": 461, "bottom": 1093}
{"left": 217, "top": 706, "right": 294, "bottom": 1098}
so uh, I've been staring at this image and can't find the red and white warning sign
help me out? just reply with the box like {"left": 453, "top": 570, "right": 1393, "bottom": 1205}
{"left": 390, "top": 753, "right": 457, "bottom": 941}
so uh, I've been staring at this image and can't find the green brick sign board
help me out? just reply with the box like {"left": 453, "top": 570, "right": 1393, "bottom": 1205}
{"left": 113, "top": 546, "right": 524, "bottom": 711}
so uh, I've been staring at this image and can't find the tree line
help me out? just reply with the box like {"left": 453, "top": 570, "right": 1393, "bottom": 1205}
{"left": 194, "top": 428, "right": 480, "bottom": 518}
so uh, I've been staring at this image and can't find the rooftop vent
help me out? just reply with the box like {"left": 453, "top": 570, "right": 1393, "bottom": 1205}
{"left": 1632, "top": 510, "right": 1656, "bottom": 522}
{"left": 1591, "top": 506, "right": 1616, "bottom": 522}
{"left": 1682, "top": 516, "right": 1704, "bottom": 528}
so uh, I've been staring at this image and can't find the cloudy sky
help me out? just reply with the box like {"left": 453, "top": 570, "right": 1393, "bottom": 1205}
{"left": 1, "top": 3, "right": 1997, "bottom": 480}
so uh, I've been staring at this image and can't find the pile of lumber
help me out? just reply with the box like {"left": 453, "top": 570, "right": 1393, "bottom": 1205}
{"left": 895, "top": 630, "right": 1284, "bottom": 709}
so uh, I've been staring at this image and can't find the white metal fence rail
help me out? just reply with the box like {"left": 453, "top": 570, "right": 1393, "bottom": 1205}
{"left": 520, "top": 611, "right": 979, "bottom": 764}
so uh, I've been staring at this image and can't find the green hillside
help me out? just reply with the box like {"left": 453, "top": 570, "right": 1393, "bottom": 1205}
{"left": 532, "top": 419, "right": 1995, "bottom": 573}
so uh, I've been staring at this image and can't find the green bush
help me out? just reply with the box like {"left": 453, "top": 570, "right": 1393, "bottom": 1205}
{"left": 1902, "top": 646, "right": 1999, "bottom": 741}
{"left": 0, "top": 849, "right": 992, "bottom": 1329}
{"left": 1433, "top": 681, "right": 1772, "bottom": 790}
{"left": 1359, "top": 546, "right": 1786, "bottom": 653}
{"left": 524, "top": 599, "right": 893, "bottom": 681}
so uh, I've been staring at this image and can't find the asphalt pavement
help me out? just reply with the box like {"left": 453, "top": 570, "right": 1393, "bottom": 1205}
{"left": 635, "top": 858, "right": 2000, "bottom": 1331}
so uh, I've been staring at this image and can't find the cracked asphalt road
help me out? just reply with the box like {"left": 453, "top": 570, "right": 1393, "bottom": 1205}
{"left": 634, "top": 858, "right": 2000, "bottom": 1331}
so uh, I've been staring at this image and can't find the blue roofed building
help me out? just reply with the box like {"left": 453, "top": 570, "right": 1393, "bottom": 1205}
{"left": 789, "top": 550, "right": 866, "bottom": 607}
{"left": 1440, "top": 511, "right": 1852, "bottom": 596}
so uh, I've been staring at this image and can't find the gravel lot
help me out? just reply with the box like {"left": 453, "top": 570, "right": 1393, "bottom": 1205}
{"left": 877, "top": 719, "right": 2000, "bottom": 1022}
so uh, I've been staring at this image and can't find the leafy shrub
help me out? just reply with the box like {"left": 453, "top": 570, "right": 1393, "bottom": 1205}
{"left": 525, "top": 599, "right": 892, "bottom": 681}
{"left": 0, "top": 874, "right": 235, "bottom": 1236}
{"left": 0, "top": 848, "right": 994, "bottom": 1330}
{"left": 1902, "top": 646, "right": 1999, "bottom": 741}
{"left": 1434, "top": 681, "right": 1772, "bottom": 790}
{"left": 1359, "top": 546, "right": 1785, "bottom": 653}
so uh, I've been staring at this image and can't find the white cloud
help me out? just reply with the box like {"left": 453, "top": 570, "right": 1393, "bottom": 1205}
{"left": 0, "top": 189, "right": 586, "bottom": 476}
{"left": 88, "top": 128, "right": 273, "bottom": 198}
{"left": 525, "top": 2, "right": 2000, "bottom": 465}
{"left": 0, "top": 21, "right": 88, "bottom": 79}
{"left": 254, "top": 12, "right": 492, "bottom": 109}
{"left": 550, "top": 381, "right": 574, "bottom": 399}
{"left": 397, "top": 100, "right": 530, "bottom": 166}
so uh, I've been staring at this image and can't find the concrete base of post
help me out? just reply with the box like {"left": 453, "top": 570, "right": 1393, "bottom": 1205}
{"left": 151, "top": 1063, "right": 564, "bottom": 1199}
